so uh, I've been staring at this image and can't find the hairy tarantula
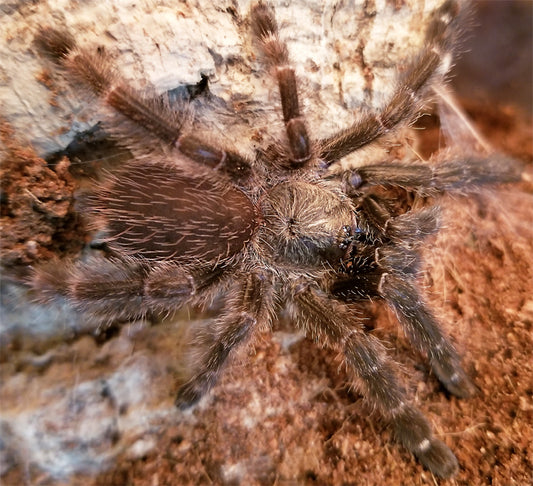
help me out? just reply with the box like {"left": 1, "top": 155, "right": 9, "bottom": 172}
{"left": 31, "top": 0, "right": 521, "bottom": 479}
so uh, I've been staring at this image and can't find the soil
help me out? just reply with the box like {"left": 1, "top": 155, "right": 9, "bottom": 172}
{"left": 0, "top": 122, "right": 84, "bottom": 269}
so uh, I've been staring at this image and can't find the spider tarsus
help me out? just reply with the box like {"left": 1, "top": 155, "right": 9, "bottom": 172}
{"left": 28, "top": 260, "right": 71, "bottom": 301}
{"left": 251, "top": 1, "right": 289, "bottom": 71}
{"left": 391, "top": 405, "right": 458, "bottom": 478}
{"left": 416, "top": 437, "right": 459, "bottom": 479}
{"left": 34, "top": 27, "right": 75, "bottom": 60}
{"left": 431, "top": 359, "right": 479, "bottom": 398}
{"left": 426, "top": 0, "right": 463, "bottom": 51}
{"left": 250, "top": 1, "right": 278, "bottom": 42}
{"left": 175, "top": 380, "right": 207, "bottom": 410}
{"left": 433, "top": 156, "right": 524, "bottom": 190}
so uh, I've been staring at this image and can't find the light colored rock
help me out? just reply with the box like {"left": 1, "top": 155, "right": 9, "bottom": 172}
{"left": 1, "top": 0, "right": 444, "bottom": 155}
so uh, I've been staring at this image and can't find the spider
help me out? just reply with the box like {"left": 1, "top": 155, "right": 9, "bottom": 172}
{"left": 31, "top": 0, "right": 521, "bottom": 479}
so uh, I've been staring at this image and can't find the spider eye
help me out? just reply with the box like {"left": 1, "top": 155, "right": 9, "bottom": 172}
{"left": 317, "top": 159, "right": 329, "bottom": 170}
{"left": 349, "top": 173, "right": 363, "bottom": 188}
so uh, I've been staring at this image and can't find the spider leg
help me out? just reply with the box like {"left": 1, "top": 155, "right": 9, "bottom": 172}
{"left": 378, "top": 271, "right": 477, "bottom": 398}
{"left": 317, "top": 0, "right": 464, "bottom": 166}
{"left": 251, "top": 2, "right": 312, "bottom": 168}
{"left": 340, "top": 155, "right": 522, "bottom": 197}
{"left": 292, "top": 283, "right": 459, "bottom": 478}
{"left": 35, "top": 29, "right": 252, "bottom": 183}
{"left": 332, "top": 282, "right": 473, "bottom": 398}
{"left": 334, "top": 199, "right": 477, "bottom": 398}
{"left": 333, "top": 263, "right": 476, "bottom": 397}
{"left": 318, "top": 46, "right": 443, "bottom": 165}
{"left": 358, "top": 195, "right": 441, "bottom": 243}
{"left": 30, "top": 257, "right": 225, "bottom": 323}
{"left": 176, "top": 272, "right": 269, "bottom": 409}
{"left": 330, "top": 202, "right": 438, "bottom": 300}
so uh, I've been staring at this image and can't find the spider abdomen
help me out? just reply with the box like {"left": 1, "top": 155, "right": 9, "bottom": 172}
{"left": 85, "top": 160, "right": 258, "bottom": 263}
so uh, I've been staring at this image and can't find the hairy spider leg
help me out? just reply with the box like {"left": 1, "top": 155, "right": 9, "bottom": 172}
{"left": 340, "top": 156, "right": 523, "bottom": 197}
{"left": 359, "top": 199, "right": 441, "bottom": 241}
{"left": 175, "top": 273, "right": 269, "bottom": 408}
{"left": 330, "top": 208, "right": 439, "bottom": 300}
{"left": 35, "top": 28, "right": 252, "bottom": 183}
{"left": 378, "top": 273, "right": 477, "bottom": 397}
{"left": 251, "top": 1, "right": 312, "bottom": 167}
{"left": 293, "top": 283, "right": 459, "bottom": 478}
{"left": 333, "top": 199, "right": 477, "bottom": 398}
{"left": 318, "top": 49, "right": 443, "bottom": 165}
{"left": 31, "top": 258, "right": 226, "bottom": 323}
{"left": 317, "top": 0, "right": 463, "bottom": 166}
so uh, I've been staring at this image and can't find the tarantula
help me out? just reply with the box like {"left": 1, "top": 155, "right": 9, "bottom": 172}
{"left": 31, "top": 0, "right": 520, "bottom": 479}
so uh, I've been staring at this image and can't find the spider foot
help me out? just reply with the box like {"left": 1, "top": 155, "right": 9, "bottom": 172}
{"left": 432, "top": 359, "right": 478, "bottom": 398}
{"left": 174, "top": 372, "right": 216, "bottom": 410}
{"left": 175, "top": 376, "right": 211, "bottom": 410}
{"left": 414, "top": 437, "right": 459, "bottom": 479}
{"left": 392, "top": 405, "right": 458, "bottom": 478}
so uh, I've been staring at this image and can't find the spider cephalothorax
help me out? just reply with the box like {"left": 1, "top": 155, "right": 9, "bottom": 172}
{"left": 32, "top": 0, "right": 521, "bottom": 478}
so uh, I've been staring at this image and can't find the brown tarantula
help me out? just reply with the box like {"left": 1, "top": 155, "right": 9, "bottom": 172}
{"left": 31, "top": 0, "right": 520, "bottom": 479}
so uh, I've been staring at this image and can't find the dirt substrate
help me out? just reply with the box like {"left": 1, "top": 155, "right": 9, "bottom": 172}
{"left": 0, "top": 122, "right": 83, "bottom": 268}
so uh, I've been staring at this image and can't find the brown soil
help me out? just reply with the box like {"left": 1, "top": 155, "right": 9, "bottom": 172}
{"left": 0, "top": 121, "right": 84, "bottom": 269}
